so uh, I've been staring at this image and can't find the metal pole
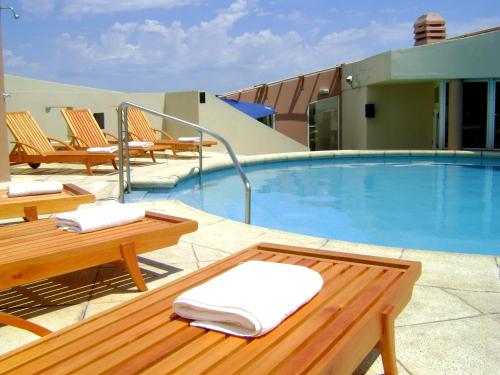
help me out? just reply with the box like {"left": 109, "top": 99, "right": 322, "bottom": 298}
{"left": 198, "top": 130, "right": 203, "bottom": 185}
{"left": 117, "top": 101, "right": 252, "bottom": 224}
{"left": 117, "top": 107, "right": 124, "bottom": 202}
{"left": 124, "top": 108, "right": 131, "bottom": 193}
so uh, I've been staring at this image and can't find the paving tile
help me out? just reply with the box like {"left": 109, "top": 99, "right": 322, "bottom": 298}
{"left": 321, "top": 239, "right": 403, "bottom": 258}
{"left": 396, "top": 315, "right": 500, "bottom": 375}
{"left": 396, "top": 285, "right": 481, "bottom": 326}
{"left": 445, "top": 289, "right": 500, "bottom": 314}
{"left": 0, "top": 304, "right": 86, "bottom": 356}
{"left": 402, "top": 250, "right": 500, "bottom": 291}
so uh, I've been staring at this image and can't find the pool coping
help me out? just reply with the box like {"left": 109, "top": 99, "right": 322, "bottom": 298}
{"left": 130, "top": 149, "right": 500, "bottom": 188}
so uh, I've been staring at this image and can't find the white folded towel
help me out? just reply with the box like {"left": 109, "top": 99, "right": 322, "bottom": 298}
{"left": 178, "top": 137, "right": 200, "bottom": 143}
{"left": 56, "top": 203, "right": 145, "bottom": 233}
{"left": 87, "top": 146, "right": 119, "bottom": 153}
{"left": 128, "top": 141, "right": 154, "bottom": 148}
{"left": 7, "top": 181, "right": 63, "bottom": 197}
{"left": 173, "top": 260, "right": 323, "bottom": 337}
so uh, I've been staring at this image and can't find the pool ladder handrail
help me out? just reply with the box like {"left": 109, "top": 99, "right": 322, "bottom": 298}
{"left": 117, "top": 102, "right": 252, "bottom": 224}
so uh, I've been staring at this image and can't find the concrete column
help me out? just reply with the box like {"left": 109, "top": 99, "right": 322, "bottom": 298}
{"left": 0, "top": 17, "right": 11, "bottom": 182}
{"left": 447, "top": 79, "right": 463, "bottom": 150}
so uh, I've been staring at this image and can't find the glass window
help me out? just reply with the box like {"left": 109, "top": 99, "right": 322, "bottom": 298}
{"left": 308, "top": 96, "right": 339, "bottom": 151}
{"left": 462, "top": 82, "right": 488, "bottom": 149}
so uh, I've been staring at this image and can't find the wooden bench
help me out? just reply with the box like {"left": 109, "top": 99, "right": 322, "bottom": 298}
{"left": 0, "top": 211, "right": 197, "bottom": 337}
{"left": 0, "top": 183, "right": 95, "bottom": 221}
{"left": 0, "top": 243, "right": 420, "bottom": 374}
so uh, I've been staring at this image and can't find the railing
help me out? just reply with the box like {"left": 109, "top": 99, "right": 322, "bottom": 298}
{"left": 117, "top": 102, "right": 252, "bottom": 224}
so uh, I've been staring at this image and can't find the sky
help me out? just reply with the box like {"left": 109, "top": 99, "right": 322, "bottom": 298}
{"left": 2, "top": 0, "right": 500, "bottom": 94}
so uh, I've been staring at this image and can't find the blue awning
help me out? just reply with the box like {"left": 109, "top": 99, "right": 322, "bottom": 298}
{"left": 220, "top": 98, "right": 276, "bottom": 119}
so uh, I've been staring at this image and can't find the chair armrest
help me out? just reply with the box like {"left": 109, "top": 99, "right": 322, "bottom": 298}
{"left": 0, "top": 311, "right": 51, "bottom": 337}
{"left": 153, "top": 128, "right": 175, "bottom": 140}
{"left": 10, "top": 141, "right": 45, "bottom": 156}
{"left": 69, "top": 134, "right": 90, "bottom": 148}
{"left": 47, "top": 137, "right": 76, "bottom": 151}
{"left": 103, "top": 131, "right": 120, "bottom": 142}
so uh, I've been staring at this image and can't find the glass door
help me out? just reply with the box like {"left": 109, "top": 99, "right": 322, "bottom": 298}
{"left": 308, "top": 96, "right": 339, "bottom": 151}
{"left": 462, "top": 81, "right": 488, "bottom": 149}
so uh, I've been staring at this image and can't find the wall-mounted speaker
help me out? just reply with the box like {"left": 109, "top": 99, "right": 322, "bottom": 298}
{"left": 365, "top": 104, "right": 375, "bottom": 118}
{"left": 199, "top": 92, "right": 206, "bottom": 104}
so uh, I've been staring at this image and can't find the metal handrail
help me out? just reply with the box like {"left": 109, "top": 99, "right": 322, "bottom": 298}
{"left": 117, "top": 101, "right": 252, "bottom": 224}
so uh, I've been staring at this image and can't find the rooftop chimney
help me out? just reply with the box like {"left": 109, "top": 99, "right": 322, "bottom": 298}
{"left": 414, "top": 13, "right": 446, "bottom": 46}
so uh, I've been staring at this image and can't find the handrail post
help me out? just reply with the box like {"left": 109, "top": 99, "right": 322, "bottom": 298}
{"left": 198, "top": 130, "right": 203, "bottom": 185}
{"left": 117, "top": 101, "right": 252, "bottom": 224}
{"left": 118, "top": 106, "right": 124, "bottom": 203}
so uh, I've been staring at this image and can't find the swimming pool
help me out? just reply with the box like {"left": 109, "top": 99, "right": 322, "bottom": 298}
{"left": 128, "top": 156, "right": 500, "bottom": 255}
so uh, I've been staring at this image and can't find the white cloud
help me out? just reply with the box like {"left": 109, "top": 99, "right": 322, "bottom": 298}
{"left": 19, "top": 0, "right": 55, "bottom": 17}
{"left": 3, "top": 49, "right": 37, "bottom": 68}
{"left": 60, "top": 0, "right": 194, "bottom": 17}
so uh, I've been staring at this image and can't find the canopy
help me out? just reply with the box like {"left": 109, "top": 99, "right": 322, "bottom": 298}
{"left": 220, "top": 98, "right": 276, "bottom": 119}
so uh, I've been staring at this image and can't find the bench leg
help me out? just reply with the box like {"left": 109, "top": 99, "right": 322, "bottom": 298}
{"left": 149, "top": 151, "right": 156, "bottom": 163}
{"left": 23, "top": 206, "right": 39, "bottom": 221}
{"left": 0, "top": 311, "right": 52, "bottom": 337}
{"left": 379, "top": 305, "right": 398, "bottom": 375}
{"left": 120, "top": 242, "right": 148, "bottom": 292}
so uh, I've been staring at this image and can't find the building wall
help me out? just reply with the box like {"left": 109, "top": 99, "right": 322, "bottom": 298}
{"left": 341, "top": 86, "right": 368, "bottom": 149}
{"left": 224, "top": 68, "right": 341, "bottom": 146}
{"left": 5, "top": 75, "right": 165, "bottom": 141}
{"left": 366, "top": 83, "right": 435, "bottom": 149}
{"left": 198, "top": 92, "right": 308, "bottom": 154}
{"left": 4, "top": 75, "right": 307, "bottom": 156}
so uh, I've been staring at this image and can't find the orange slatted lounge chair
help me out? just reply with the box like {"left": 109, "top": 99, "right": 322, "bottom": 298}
{"left": 0, "top": 211, "right": 197, "bottom": 338}
{"left": 61, "top": 108, "right": 170, "bottom": 162}
{"left": 0, "top": 183, "right": 95, "bottom": 221}
{"left": 127, "top": 107, "right": 217, "bottom": 158}
{"left": 0, "top": 242, "right": 420, "bottom": 375}
{"left": 6, "top": 112, "right": 119, "bottom": 176}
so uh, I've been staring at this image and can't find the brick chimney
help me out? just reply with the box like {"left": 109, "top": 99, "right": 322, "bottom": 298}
{"left": 414, "top": 13, "right": 446, "bottom": 46}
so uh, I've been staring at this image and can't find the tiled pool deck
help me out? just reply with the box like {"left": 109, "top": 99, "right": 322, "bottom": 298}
{"left": 1, "top": 150, "right": 499, "bottom": 374}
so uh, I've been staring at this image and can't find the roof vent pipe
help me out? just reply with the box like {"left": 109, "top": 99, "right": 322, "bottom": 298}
{"left": 414, "top": 13, "right": 446, "bottom": 46}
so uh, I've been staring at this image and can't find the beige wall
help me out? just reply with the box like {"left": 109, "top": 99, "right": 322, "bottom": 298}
{"left": 366, "top": 83, "right": 435, "bottom": 149}
{"left": 4, "top": 75, "right": 307, "bottom": 156}
{"left": 198, "top": 92, "right": 308, "bottom": 154}
{"left": 341, "top": 86, "right": 368, "bottom": 149}
{"left": 5, "top": 75, "right": 165, "bottom": 141}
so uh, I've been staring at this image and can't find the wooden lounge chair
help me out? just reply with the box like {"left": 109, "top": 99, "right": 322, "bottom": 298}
{"left": 0, "top": 183, "right": 95, "bottom": 221}
{"left": 6, "top": 112, "right": 119, "bottom": 176}
{"left": 127, "top": 107, "right": 217, "bottom": 158}
{"left": 0, "top": 211, "right": 197, "bottom": 337}
{"left": 61, "top": 108, "right": 170, "bottom": 162}
{"left": 0, "top": 242, "right": 420, "bottom": 374}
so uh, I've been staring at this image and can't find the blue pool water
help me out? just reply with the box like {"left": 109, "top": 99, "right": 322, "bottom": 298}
{"left": 128, "top": 157, "right": 500, "bottom": 255}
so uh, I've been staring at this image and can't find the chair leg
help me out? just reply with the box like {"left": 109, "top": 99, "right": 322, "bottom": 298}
{"left": 0, "top": 311, "right": 52, "bottom": 337}
{"left": 111, "top": 159, "right": 118, "bottom": 170}
{"left": 23, "top": 206, "right": 39, "bottom": 221}
{"left": 84, "top": 161, "right": 94, "bottom": 175}
{"left": 149, "top": 151, "right": 156, "bottom": 163}
{"left": 120, "top": 242, "right": 148, "bottom": 292}
{"left": 378, "top": 305, "right": 398, "bottom": 375}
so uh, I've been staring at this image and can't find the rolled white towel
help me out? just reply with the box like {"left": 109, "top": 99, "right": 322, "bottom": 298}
{"left": 128, "top": 141, "right": 154, "bottom": 148}
{"left": 173, "top": 260, "right": 323, "bottom": 337}
{"left": 7, "top": 181, "right": 63, "bottom": 197}
{"left": 178, "top": 137, "right": 200, "bottom": 143}
{"left": 87, "top": 146, "right": 119, "bottom": 153}
{"left": 56, "top": 203, "right": 145, "bottom": 233}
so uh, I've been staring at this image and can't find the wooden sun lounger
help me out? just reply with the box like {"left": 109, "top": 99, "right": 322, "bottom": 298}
{"left": 6, "top": 112, "right": 119, "bottom": 176}
{"left": 0, "top": 243, "right": 420, "bottom": 374}
{"left": 0, "top": 183, "right": 95, "bottom": 221}
{"left": 127, "top": 107, "right": 218, "bottom": 158}
{"left": 0, "top": 211, "right": 197, "bottom": 337}
{"left": 61, "top": 108, "right": 171, "bottom": 162}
